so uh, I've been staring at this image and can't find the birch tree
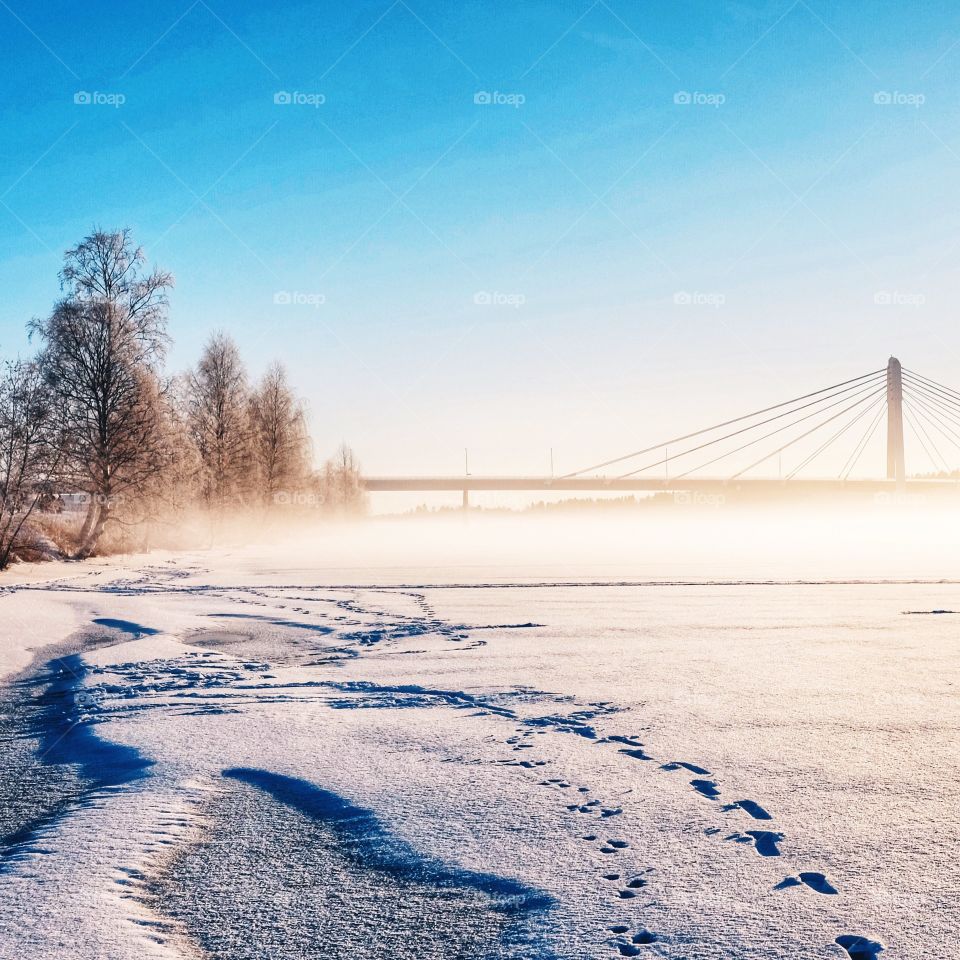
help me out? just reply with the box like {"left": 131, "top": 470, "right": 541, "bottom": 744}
{"left": 249, "top": 362, "right": 310, "bottom": 506}
{"left": 185, "top": 332, "right": 255, "bottom": 510}
{"left": 320, "top": 443, "right": 365, "bottom": 515}
{"left": 0, "top": 361, "right": 60, "bottom": 568}
{"left": 30, "top": 228, "right": 173, "bottom": 558}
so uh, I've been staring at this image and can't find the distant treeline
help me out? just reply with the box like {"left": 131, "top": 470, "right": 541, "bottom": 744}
{"left": 0, "top": 228, "right": 363, "bottom": 569}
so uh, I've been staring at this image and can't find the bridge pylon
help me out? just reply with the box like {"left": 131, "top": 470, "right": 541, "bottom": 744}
{"left": 886, "top": 356, "right": 905, "bottom": 485}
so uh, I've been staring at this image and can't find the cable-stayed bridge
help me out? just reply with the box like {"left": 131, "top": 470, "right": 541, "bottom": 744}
{"left": 363, "top": 359, "right": 960, "bottom": 499}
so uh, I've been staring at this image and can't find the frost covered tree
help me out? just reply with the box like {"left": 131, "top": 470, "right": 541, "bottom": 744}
{"left": 0, "top": 361, "right": 60, "bottom": 568}
{"left": 30, "top": 228, "right": 174, "bottom": 559}
{"left": 185, "top": 332, "right": 255, "bottom": 510}
{"left": 106, "top": 373, "right": 200, "bottom": 551}
{"left": 249, "top": 362, "right": 310, "bottom": 507}
{"left": 319, "top": 443, "right": 366, "bottom": 515}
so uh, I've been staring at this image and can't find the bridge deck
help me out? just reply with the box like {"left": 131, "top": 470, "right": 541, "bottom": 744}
{"left": 362, "top": 476, "right": 960, "bottom": 494}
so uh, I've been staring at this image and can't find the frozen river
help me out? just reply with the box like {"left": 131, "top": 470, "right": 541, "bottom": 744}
{"left": 0, "top": 520, "right": 956, "bottom": 959}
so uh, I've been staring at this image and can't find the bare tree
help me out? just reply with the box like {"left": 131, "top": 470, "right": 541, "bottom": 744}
{"left": 29, "top": 228, "right": 173, "bottom": 558}
{"left": 319, "top": 443, "right": 366, "bottom": 515}
{"left": 185, "top": 332, "right": 255, "bottom": 511}
{"left": 249, "top": 362, "right": 310, "bottom": 507}
{"left": 103, "top": 373, "right": 197, "bottom": 551}
{"left": 155, "top": 381, "right": 204, "bottom": 512}
{"left": 0, "top": 361, "right": 60, "bottom": 568}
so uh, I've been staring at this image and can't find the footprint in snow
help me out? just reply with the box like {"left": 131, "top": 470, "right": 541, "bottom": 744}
{"left": 606, "top": 735, "right": 656, "bottom": 761}
{"left": 612, "top": 929, "right": 659, "bottom": 955}
{"left": 775, "top": 871, "right": 838, "bottom": 895}
{"left": 599, "top": 839, "right": 628, "bottom": 854}
{"left": 607, "top": 735, "right": 647, "bottom": 748}
{"left": 725, "top": 830, "right": 784, "bottom": 856}
{"left": 721, "top": 799, "right": 772, "bottom": 820}
{"left": 661, "top": 761, "right": 712, "bottom": 776}
{"left": 616, "top": 867, "right": 654, "bottom": 899}
{"left": 690, "top": 779, "right": 721, "bottom": 799}
{"left": 836, "top": 935, "right": 884, "bottom": 959}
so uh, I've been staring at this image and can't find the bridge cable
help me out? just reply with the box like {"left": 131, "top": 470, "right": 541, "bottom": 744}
{"left": 902, "top": 394, "right": 960, "bottom": 443}
{"left": 902, "top": 408, "right": 940, "bottom": 473}
{"left": 662, "top": 378, "right": 888, "bottom": 481}
{"left": 902, "top": 372, "right": 960, "bottom": 415}
{"left": 900, "top": 385, "right": 960, "bottom": 450}
{"left": 902, "top": 374, "right": 960, "bottom": 444}
{"left": 840, "top": 402, "right": 886, "bottom": 480}
{"left": 728, "top": 385, "right": 887, "bottom": 480}
{"left": 902, "top": 400, "right": 951, "bottom": 474}
{"left": 612, "top": 375, "right": 886, "bottom": 480}
{"left": 902, "top": 382, "right": 960, "bottom": 440}
{"left": 901, "top": 398, "right": 960, "bottom": 464}
{"left": 901, "top": 400, "right": 960, "bottom": 452}
{"left": 559, "top": 368, "right": 886, "bottom": 478}
{"left": 785, "top": 393, "right": 887, "bottom": 480}
{"left": 902, "top": 376, "right": 960, "bottom": 431}
{"left": 908, "top": 401, "right": 954, "bottom": 472}
{"left": 902, "top": 368, "right": 960, "bottom": 406}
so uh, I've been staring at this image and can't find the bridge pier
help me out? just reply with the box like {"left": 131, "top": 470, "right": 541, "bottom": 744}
{"left": 886, "top": 356, "right": 905, "bottom": 487}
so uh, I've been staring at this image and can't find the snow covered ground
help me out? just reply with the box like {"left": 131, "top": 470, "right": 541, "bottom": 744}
{"left": 0, "top": 519, "right": 957, "bottom": 959}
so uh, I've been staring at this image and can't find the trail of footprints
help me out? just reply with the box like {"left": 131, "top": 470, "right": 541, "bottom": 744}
{"left": 613, "top": 737, "right": 834, "bottom": 880}
{"left": 275, "top": 591, "right": 880, "bottom": 958}
{"left": 514, "top": 723, "right": 880, "bottom": 958}
{"left": 154, "top": 580, "right": 880, "bottom": 959}
{"left": 539, "top": 776, "right": 663, "bottom": 955}
{"left": 532, "top": 758, "right": 661, "bottom": 954}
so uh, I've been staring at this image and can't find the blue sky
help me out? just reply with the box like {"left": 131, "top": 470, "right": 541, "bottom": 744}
{"left": 2, "top": 0, "right": 960, "bottom": 478}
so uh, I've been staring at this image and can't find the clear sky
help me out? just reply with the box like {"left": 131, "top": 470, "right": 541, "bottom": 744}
{"left": 2, "top": 0, "right": 960, "bottom": 479}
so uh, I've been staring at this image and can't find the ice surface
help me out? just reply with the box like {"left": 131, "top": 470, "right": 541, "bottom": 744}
{"left": 0, "top": 537, "right": 956, "bottom": 958}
